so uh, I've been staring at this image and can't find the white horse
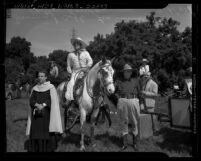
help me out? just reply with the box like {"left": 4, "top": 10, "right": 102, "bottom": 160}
{"left": 57, "top": 57, "right": 115, "bottom": 151}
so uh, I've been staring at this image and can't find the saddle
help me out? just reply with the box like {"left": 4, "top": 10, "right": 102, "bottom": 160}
{"left": 61, "top": 70, "right": 87, "bottom": 108}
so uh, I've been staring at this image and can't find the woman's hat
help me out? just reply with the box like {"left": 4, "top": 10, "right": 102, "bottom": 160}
{"left": 123, "top": 64, "right": 133, "bottom": 71}
{"left": 70, "top": 37, "right": 87, "bottom": 48}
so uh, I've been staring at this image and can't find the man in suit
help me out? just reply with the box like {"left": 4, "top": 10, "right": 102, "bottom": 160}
{"left": 140, "top": 71, "right": 159, "bottom": 133}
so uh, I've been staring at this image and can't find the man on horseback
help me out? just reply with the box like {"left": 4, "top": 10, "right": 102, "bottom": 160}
{"left": 65, "top": 36, "right": 93, "bottom": 106}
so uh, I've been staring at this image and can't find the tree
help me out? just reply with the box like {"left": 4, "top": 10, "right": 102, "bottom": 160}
{"left": 36, "top": 56, "right": 50, "bottom": 71}
{"left": 48, "top": 50, "right": 68, "bottom": 71}
{"left": 6, "top": 37, "right": 35, "bottom": 72}
{"left": 181, "top": 27, "right": 192, "bottom": 53}
{"left": 87, "top": 12, "right": 192, "bottom": 93}
{"left": 5, "top": 58, "right": 24, "bottom": 83}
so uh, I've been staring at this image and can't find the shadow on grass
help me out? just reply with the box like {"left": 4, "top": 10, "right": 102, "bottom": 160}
{"left": 156, "top": 127, "right": 192, "bottom": 154}
{"left": 59, "top": 131, "right": 91, "bottom": 148}
{"left": 95, "top": 131, "right": 122, "bottom": 147}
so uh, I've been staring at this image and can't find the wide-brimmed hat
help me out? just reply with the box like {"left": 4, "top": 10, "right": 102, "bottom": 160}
{"left": 70, "top": 37, "right": 87, "bottom": 48}
{"left": 123, "top": 64, "right": 133, "bottom": 71}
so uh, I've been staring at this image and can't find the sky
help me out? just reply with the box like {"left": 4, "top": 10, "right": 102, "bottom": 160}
{"left": 6, "top": 4, "right": 192, "bottom": 57}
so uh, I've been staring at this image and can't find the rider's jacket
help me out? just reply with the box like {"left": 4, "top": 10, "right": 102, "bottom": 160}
{"left": 67, "top": 49, "right": 93, "bottom": 74}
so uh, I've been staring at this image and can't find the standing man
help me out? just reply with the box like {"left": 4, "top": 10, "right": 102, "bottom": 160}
{"left": 115, "top": 64, "right": 142, "bottom": 151}
{"left": 180, "top": 67, "right": 192, "bottom": 128}
{"left": 65, "top": 37, "right": 93, "bottom": 104}
{"left": 140, "top": 71, "right": 159, "bottom": 133}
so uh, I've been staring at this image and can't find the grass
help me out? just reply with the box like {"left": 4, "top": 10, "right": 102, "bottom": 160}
{"left": 6, "top": 93, "right": 192, "bottom": 156}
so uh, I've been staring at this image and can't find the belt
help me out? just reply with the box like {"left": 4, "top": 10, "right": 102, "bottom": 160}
{"left": 120, "top": 94, "right": 137, "bottom": 99}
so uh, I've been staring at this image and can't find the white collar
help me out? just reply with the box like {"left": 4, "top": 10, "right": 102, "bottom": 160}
{"left": 33, "top": 81, "right": 54, "bottom": 92}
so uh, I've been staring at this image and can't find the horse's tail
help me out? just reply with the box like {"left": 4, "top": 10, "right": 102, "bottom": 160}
{"left": 56, "top": 82, "right": 64, "bottom": 106}
{"left": 57, "top": 81, "right": 69, "bottom": 108}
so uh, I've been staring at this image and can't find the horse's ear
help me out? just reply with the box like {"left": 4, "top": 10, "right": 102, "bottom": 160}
{"left": 101, "top": 56, "right": 107, "bottom": 64}
{"left": 110, "top": 56, "right": 118, "bottom": 66}
{"left": 110, "top": 56, "right": 116, "bottom": 64}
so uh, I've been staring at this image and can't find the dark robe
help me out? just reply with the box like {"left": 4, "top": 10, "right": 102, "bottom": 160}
{"left": 25, "top": 90, "right": 59, "bottom": 152}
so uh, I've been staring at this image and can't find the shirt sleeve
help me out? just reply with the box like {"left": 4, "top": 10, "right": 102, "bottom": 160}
{"left": 85, "top": 51, "right": 93, "bottom": 67}
{"left": 67, "top": 53, "right": 72, "bottom": 74}
{"left": 139, "top": 68, "right": 143, "bottom": 75}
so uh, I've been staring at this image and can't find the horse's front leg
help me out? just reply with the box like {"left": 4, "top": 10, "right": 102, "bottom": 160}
{"left": 90, "top": 107, "right": 100, "bottom": 147}
{"left": 80, "top": 108, "right": 87, "bottom": 151}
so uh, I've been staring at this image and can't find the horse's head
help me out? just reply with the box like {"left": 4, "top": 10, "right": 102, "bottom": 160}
{"left": 98, "top": 57, "right": 115, "bottom": 95}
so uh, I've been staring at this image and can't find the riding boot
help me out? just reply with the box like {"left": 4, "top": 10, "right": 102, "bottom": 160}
{"left": 132, "top": 134, "right": 138, "bottom": 151}
{"left": 121, "top": 134, "right": 128, "bottom": 151}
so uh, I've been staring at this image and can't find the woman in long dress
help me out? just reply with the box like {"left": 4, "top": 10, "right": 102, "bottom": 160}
{"left": 25, "top": 70, "right": 63, "bottom": 152}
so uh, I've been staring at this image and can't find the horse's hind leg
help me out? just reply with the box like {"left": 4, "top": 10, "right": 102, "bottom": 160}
{"left": 80, "top": 108, "right": 87, "bottom": 151}
{"left": 90, "top": 108, "right": 100, "bottom": 147}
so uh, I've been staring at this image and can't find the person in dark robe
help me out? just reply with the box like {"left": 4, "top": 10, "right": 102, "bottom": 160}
{"left": 25, "top": 70, "right": 63, "bottom": 152}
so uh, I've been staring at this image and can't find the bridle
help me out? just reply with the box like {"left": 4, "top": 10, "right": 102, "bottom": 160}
{"left": 86, "top": 62, "right": 114, "bottom": 99}
{"left": 98, "top": 63, "right": 114, "bottom": 89}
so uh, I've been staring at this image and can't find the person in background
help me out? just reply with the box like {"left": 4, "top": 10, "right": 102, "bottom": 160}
{"left": 115, "top": 64, "right": 142, "bottom": 151}
{"left": 180, "top": 67, "right": 192, "bottom": 98}
{"left": 140, "top": 71, "right": 159, "bottom": 133}
{"left": 65, "top": 37, "right": 93, "bottom": 104}
{"left": 49, "top": 61, "right": 59, "bottom": 87}
{"left": 139, "top": 58, "right": 150, "bottom": 77}
{"left": 25, "top": 70, "right": 63, "bottom": 152}
{"left": 180, "top": 67, "right": 192, "bottom": 128}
